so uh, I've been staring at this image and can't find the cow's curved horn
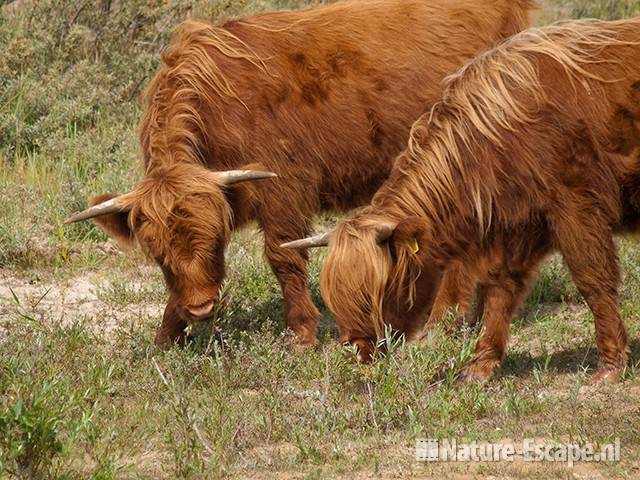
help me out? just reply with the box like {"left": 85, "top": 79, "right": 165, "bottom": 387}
{"left": 373, "top": 223, "right": 396, "bottom": 243}
{"left": 218, "top": 170, "right": 277, "bottom": 185}
{"left": 64, "top": 196, "right": 131, "bottom": 224}
{"left": 280, "top": 222, "right": 397, "bottom": 249}
{"left": 280, "top": 231, "right": 331, "bottom": 249}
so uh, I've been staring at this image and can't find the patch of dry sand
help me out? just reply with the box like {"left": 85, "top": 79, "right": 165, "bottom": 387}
{"left": 0, "top": 268, "right": 163, "bottom": 339}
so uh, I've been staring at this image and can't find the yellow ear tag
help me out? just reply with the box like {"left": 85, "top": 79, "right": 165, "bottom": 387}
{"left": 409, "top": 237, "right": 420, "bottom": 254}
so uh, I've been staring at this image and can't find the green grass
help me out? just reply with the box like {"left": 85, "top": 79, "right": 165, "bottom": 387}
{"left": 2, "top": 0, "right": 640, "bottom": 478}
{"left": 2, "top": 281, "right": 640, "bottom": 478}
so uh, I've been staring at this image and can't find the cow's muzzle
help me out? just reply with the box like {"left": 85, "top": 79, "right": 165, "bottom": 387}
{"left": 185, "top": 300, "right": 215, "bottom": 321}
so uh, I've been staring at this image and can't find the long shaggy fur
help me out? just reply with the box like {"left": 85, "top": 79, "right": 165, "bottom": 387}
{"left": 321, "top": 217, "right": 394, "bottom": 339}
{"left": 321, "top": 215, "right": 424, "bottom": 339}
{"left": 403, "top": 20, "right": 636, "bottom": 231}
{"left": 139, "top": 21, "right": 266, "bottom": 172}
{"left": 321, "top": 18, "right": 640, "bottom": 374}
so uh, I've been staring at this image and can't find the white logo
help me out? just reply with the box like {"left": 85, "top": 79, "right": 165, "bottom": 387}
{"left": 416, "top": 438, "right": 620, "bottom": 465}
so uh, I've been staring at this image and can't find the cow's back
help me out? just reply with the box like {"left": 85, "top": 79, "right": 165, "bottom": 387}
{"left": 141, "top": 0, "right": 534, "bottom": 211}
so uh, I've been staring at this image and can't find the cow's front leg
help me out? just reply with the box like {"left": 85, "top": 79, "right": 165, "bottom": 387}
{"left": 264, "top": 237, "right": 319, "bottom": 346}
{"left": 458, "top": 246, "right": 546, "bottom": 383}
{"left": 154, "top": 299, "right": 188, "bottom": 348}
{"left": 424, "top": 261, "right": 477, "bottom": 332}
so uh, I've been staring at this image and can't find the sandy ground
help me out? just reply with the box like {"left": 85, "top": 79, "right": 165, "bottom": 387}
{"left": 0, "top": 266, "right": 163, "bottom": 339}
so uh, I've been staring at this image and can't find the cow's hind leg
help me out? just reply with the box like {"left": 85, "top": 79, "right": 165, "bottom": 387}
{"left": 551, "top": 213, "right": 629, "bottom": 382}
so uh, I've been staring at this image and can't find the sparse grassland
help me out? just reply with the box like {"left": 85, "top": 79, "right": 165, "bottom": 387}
{"left": 2, "top": 1, "right": 640, "bottom": 479}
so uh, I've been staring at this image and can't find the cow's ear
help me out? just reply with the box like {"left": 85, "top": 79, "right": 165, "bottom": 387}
{"left": 388, "top": 216, "right": 432, "bottom": 260}
{"left": 89, "top": 194, "right": 135, "bottom": 251}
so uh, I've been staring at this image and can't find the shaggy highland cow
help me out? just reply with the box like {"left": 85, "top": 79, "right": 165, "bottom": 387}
{"left": 65, "top": 0, "right": 534, "bottom": 346}
{"left": 286, "top": 18, "right": 640, "bottom": 382}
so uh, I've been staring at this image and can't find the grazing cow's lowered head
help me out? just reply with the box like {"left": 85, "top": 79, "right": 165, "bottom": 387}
{"left": 66, "top": 163, "right": 276, "bottom": 322}
{"left": 282, "top": 212, "right": 439, "bottom": 361}
{"left": 65, "top": 21, "right": 278, "bottom": 326}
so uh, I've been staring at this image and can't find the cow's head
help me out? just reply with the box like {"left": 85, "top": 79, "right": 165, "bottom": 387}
{"left": 282, "top": 215, "right": 442, "bottom": 360}
{"left": 66, "top": 164, "right": 276, "bottom": 321}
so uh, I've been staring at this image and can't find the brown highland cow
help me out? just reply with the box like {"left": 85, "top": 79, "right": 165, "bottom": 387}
{"left": 287, "top": 18, "right": 640, "bottom": 382}
{"left": 65, "top": 0, "right": 534, "bottom": 346}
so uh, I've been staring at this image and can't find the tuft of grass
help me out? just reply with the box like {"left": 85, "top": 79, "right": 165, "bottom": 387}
{"left": 1, "top": 304, "right": 638, "bottom": 478}
{"left": 0, "top": 381, "right": 66, "bottom": 478}
{"left": 566, "top": 0, "right": 640, "bottom": 19}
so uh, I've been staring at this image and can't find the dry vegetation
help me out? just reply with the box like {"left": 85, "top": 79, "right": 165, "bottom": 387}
{"left": 1, "top": 1, "right": 640, "bottom": 479}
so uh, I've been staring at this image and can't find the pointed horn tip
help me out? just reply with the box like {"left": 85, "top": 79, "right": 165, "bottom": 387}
{"left": 255, "top": 171, "right": 277, "bottom": 180}
{"left": 62, "top": 196, "right": 130, "bottom": 224}
{"left": 280, "top": 232, "right": 331, "bottom": 249}
{"left": 280, "top": 239, "right": 306, "bottom": 249}
{"left": 64, "top": 213, "right": 84, "bottom": 225}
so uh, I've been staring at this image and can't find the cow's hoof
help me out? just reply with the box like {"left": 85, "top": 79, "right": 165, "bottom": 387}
{"left": 457, "top": 360, "right": 498, "bottom": 384}
{"left": 154, "top": 331, "right": 188, "bottom": 350}
{"left": 285, "top": 331, "right": 319, "bottom": 351}
{"left": 417, "top": 329, "right": 438, "bottom": 348}
{"left": 349, "top": 338, "right": 377, "bottom": 363}
{"left": 592, "top": 366, "right": 621, "bottom": 384}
